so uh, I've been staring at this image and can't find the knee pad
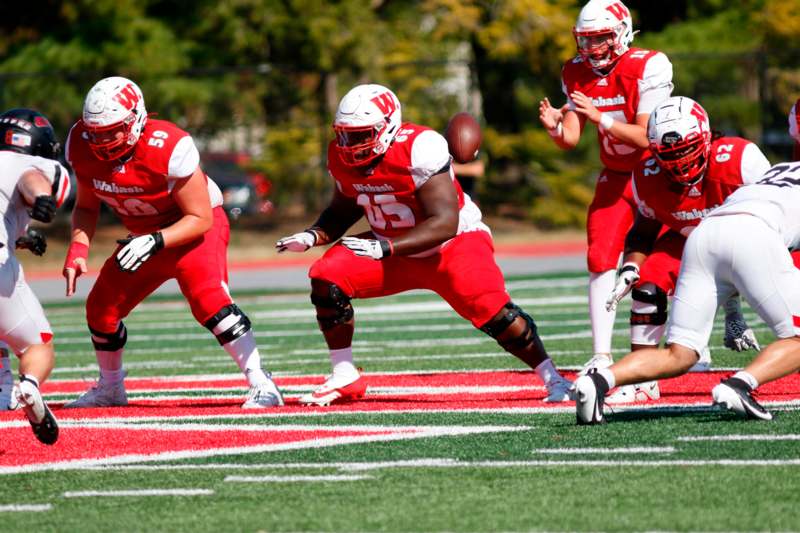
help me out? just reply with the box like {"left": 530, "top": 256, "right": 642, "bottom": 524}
{"left": 630, "top": 284, "right": 668, "bottom": 326}
{"left": 310, "top": 280, "right": 354, "bottom": 331}
{"left": 480, "top": 302, "right": 541, "bottom": 354}
{"left": 89, "top": 322, "right": 127, "bottom": 352}
{"left": 204, "top": 304, "right": 251, "bottom": 345}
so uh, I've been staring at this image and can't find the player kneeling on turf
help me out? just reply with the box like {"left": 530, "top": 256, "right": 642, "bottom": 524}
{"left": 277, "top": 84, "right": 573, "bottom": 406}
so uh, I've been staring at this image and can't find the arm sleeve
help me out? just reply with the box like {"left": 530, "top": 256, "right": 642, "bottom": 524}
{"left": 789, "top": 103, "right": 800, "bottom": 143}
{"left": 637, "top": 52, "right": 674, "bottom": 115}
{"left": 168, "top": 136, "right": 200, "bottom": 178}
{"left": 740, "top": 143, "right": 772, "bottom": 184}
{"left": 410, "top": 130, "right": 452, "bottom": 189}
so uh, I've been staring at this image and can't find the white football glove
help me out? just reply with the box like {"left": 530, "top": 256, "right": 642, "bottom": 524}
{"left": 276, "top": 231, "right": 317, "bottom": 253}
{"left": 116, "top": 232, "right": 164, "bottom": 272}
{"left": 340, "top": 236, "right": 393, "bottom": 260}
{"left": 606, "top": 262, "right": 640, "bottom": 312}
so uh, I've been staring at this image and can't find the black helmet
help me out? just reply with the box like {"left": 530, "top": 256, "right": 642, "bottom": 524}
{"left": 0, "top": 108, "right": 61, "bottom": 160}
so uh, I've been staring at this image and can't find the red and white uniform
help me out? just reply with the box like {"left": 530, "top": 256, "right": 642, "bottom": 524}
{"left": 0, "top": 152, "right": 67, "bottom": 353}
{"left": 67, "top": 119, "right": 231, "bottom": 332}
{"left": 310, "top": 123, "right": 508, "bottom": 327}
{"left": 561, "top": 48, "right": 673, "bottom": 271}
{"left": 632, "top": 137, "right": 771, "bottom": 294}
{"left": 669, "top": 164, "right": 800, "bottom": 353}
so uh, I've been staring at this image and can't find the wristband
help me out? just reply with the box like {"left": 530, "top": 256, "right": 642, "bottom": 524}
{"left": 152, "top": 231, "right": 165, "bottom": 252}
{"left": 547, "top": 122, "right": 563, "bottom": 138}
{"left": 619, "top": 261, "right": 639, "bottom": 274}
{"left": 599, "top": 113, "right": 615, "bottom": 131}
{"left": 64, "top": 241, "right": 89, "bottom": 270}
{"left": 380, "top": 239, "right": 394, "bottom": 258}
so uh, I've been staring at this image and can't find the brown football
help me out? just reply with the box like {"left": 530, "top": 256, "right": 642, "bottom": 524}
{"left": 445, "top": 112, "right": 482, "bottom": 163}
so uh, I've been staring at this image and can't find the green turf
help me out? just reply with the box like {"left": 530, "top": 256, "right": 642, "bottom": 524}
{"left": 2, "top": 270, "right": 795, "bottom": 532}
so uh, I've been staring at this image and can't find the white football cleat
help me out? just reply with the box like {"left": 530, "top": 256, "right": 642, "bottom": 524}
{"left": 544, "top": 377, "right": 575, "bottom": 403}
{"left": 578, "top": 353, "right": 613, "bottom": 376}
{"left": 712, "top": 377, "right": 772, "bottom": 421}
{"left": 0, "top": 368, "right": 14, "bottom": 410}
{"left": 15, "top": 378, "right": 58, "bottom": 445}
{"left": 298, "top": 372, "right": 367, "bottom": 406}
{"left": 606, "top": 381, "right": 660, "bottom": 404}
{"left": 65, "top": 375, "right": 128, "bottom": 408}
{"left": 242, "top": 376, "right": 284, "bottom": 408}
{"left": 688, "top": 346, "right": 712, "bottom": 373}
{"left": 574, "top": 373, "right": 608, "bottom": 425}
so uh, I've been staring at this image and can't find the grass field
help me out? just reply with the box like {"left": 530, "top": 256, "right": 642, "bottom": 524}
{"left": 2, "top": 270, "right": 799, "bottom": 532}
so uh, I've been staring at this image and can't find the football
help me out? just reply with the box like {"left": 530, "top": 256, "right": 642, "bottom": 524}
{"left": 445, "top": 112, "right": 482, "bottom": 164}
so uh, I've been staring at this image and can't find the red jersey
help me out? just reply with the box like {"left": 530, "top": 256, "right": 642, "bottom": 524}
{"left": 67, "top": 118, "right": 218, "bottom": 234}
{"left": 561, "top": 47, "right": 673, "bottom": 172}
{"left": 632, "top": 137, "right": 770, "bottom": 237}
{"left": 328, "top": 122, "right": 486, "bottom": 244}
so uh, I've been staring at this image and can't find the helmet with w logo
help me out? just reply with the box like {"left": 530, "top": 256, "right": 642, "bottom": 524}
{"left": 573, "top": 0, "right": 634, "bottom": 70}
{"left": 82, "top": 76, "right": 147, "bottom": 160}
{"left": 333, "top": 84, "right": 402, "bottom": 166}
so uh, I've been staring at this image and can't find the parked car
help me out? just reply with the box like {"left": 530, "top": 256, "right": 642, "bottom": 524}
{"left": 202, "top": 152, "right": 272, "bottom": 220}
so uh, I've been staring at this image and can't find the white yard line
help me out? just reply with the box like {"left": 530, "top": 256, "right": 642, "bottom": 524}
{"left": 224, "top": 475, "right": 372, "bottom": 483}
{"left": 62, "top": 489, "right": 213, "bottom": 498}
{"left": 677, "top": 434, "right": 800, "bottom": 442}
{"left": 0, "top": 504, "right": 52, "bottom": 512}
{"left": 532, "top": 447, "right": 676, "bottom": 455}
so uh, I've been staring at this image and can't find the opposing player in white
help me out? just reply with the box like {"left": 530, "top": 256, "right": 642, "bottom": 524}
{"left": 0, "top": 108, "right": 70, "bottom": 443}
{"left": 576, "top": 161, "right": 800, "bottom": 423}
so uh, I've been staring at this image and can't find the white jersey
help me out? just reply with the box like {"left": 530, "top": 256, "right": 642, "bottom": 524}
{"left": 710, "top": 162, "right": 800, "bottom": 249}
{"left": 0, "top": 151, "right": 68, "bottom": 259}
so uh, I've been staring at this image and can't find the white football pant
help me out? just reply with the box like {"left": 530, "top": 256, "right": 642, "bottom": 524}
{"left": 0, "top": 256, "right": 52, "bottom": 353}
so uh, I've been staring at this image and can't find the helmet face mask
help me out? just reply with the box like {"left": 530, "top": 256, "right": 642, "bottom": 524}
{"left": 648, "top": 96, "right": 712, "bottom": 186}
{"left": 333, "top": 84, "right": 401, "bottom": 167}
{"left": 82, "top": 77, "right": 147, "bottom": 161}
{"left": 573, "top": 0, "right": 634, "bottom": 70}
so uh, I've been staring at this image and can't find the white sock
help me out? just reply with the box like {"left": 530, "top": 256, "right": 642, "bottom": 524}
{"left": 20, "top": 374, "right": 39, "bottom": 388}
{"left": 96, "top": 349, "right": 125, "bottom": 384}
{"left": 589, "top": 270, "right": 618, "bottom": 355}
{"left": 597, "top": 368, "right": 616, "bottom": 389}
{"left": 330, "top": 347, "right": 359, "bottom": 379}
{"left": 733, "top": 370, "right": 759, "bottom": 390}
{"left": 535, "top": 358, "right": 560, "bottom": 385}
{"left": 222, "top": 330, "right": 269, "bottom": 387}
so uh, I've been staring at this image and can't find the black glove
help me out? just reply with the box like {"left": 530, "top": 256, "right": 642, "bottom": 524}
{"left": 16, "top": 227, "right": 47, "bottom": 256}
{"left": 30, "top": 195, "right": 56, "bottom": 223}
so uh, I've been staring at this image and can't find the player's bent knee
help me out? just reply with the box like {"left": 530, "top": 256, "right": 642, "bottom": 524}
{"left": 89, "top": 322, "right": 127, "bottom": 351}
{"left": 204, "top": 304, "right": 251, "bottom": 345}
{"left": 630, "top": 284, "right": 668, "bottom": 327}
{"left": 480, "top": 302, "right": 542, "bottom": 355}
{"left": 310, "top": 279, "right": 353, "bottom": 331}
{"left": 667, "top": 343, "right": 701, "bottom": 372}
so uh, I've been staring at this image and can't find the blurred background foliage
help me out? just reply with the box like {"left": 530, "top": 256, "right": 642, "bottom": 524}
{"left": 1, "top": 0, "right": 799, "bottom": 227}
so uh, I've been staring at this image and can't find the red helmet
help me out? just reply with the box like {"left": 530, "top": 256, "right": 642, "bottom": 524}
{"left": 647, "top": 96, "right": 712, "bottom": 186}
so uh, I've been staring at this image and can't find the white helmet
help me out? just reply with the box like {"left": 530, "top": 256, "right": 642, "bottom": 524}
{"left": 333, "top": 84, "right": 401, "bottom": 166}
{"left": 82, "top": 76, "right": 147, "bottom": 160}
{"left": 573, "top": 0, "right": 634, "bottom": 70}
{"left": 647, "top": 96, "right": 712, "bottom": 186}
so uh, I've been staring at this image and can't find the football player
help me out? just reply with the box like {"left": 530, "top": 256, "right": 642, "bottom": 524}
{"left": 277, "top": 84, "right": 573, "bottom": 405}
{"left": 577, "top": 161, "right": 800, "bottom": 424}
{"left": 0, "top": 108, "right": 69, "bottom": 444}
{"left": 63, "top": 77, "right": 283, "bottom": 409}
{"left": 539, "top": 0, "right": 673, "bottom": 374}
{"left": 602, "top": 97, "right": 768, "bottom": 403}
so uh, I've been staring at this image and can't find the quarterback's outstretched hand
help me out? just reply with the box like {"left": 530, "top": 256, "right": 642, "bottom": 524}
{"left": 606, "top": 262, "right": 640, "bottom": 312}
{"left": 116, "top": 232, "right": 164, "bottom": 272}
{"left": 538, "top": 97, "right": 563, "bottom": 131}
{"left": 570, "top": 91, "right": 602, "bottom": 124}
{"left": 15, "top": 227, "right": 47, "bottom": 256}
{"left": 341, "top": 236, "right": 393, "bottom": 260}
{"left": 276, "top": 231, "right": 317, "bottom": 253}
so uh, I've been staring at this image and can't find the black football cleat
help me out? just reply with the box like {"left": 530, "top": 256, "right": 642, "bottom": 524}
{"left": 15, "top": 378, "right": 59, "bottom": 445}
{"left": 575, "top": 371, "right": 609, "bottom": 425}
{"left": 712, "top": 377, "right": 772, "bottom": 421}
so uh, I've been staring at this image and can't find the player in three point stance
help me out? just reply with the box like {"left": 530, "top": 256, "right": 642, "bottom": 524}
{"left": 0, "top": 108, "right": 70, "bottom": 444}
{"left": 277, "top": 84, "right": 573, "bottom": 406}
{"left": 539, "top": 0, "right": 673, "bottom": 375}
{"left": 576, "top": 162, "right": 800, "bottom": 424}
{"left": 63, "top": 77, "right": 283, "bottom": 409}
{"left": 601, "top": 97, "right": 768, "bottom": 403}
